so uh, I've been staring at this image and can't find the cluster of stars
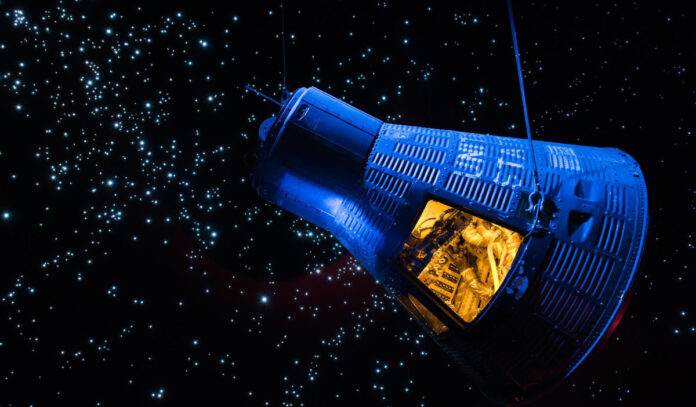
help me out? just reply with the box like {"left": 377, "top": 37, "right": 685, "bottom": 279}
{"left": 0, "top": 1, "right": 691, "bottom": 407}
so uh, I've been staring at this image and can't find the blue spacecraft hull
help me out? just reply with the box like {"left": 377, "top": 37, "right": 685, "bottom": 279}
{"left": 253, "top": 86, "right": 648, "bottom": 404}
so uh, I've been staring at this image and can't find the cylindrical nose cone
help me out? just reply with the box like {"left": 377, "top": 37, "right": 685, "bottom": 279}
{"left": 252, "top": 87, "right": 384, "bottom": 248}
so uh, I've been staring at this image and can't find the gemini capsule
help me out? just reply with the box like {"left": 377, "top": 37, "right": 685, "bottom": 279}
{"left": 251, "top": 86, "right": 648, "bottom": 404}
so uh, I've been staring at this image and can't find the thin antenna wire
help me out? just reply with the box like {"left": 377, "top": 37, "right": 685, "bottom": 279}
{"left": 507, "top": 0, "right": 544, "bottom": 234}
{"left": 245, "top": 85, "right": 282, "bottom": 106}
{"left": 281, "top": 0, "right": 287, "bottom": 94}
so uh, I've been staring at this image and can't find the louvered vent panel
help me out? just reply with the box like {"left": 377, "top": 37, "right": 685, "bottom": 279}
{"left": 542, "top": 241, "right": 615, "bottom": 299}
{"left": 366, "top": 188, "right": 400, "bottom": 216}
{"left": 372, "top": 153, "right": 440, "bottom": 184}
{"left": 336, "top": 201, "right": 388, "bottom": 247}
{"left": 413, "top": 131, "right": 449, "bottom": 148}
{"left": 393, "top": 142, "right": 446, "bottom": 165}
{"left": 522, "top": 240, "right": 618, "bottom": 335}
{"left": 605, "top": 184, "right": 627, "bottom": 216}
{"left": 365, "top": 168, "right": 411, "bottom": 198}
{"left": 543, "top": 171, "right": 562, "bottom": 195}
{"left": 444, "top": 172, "right": 512, "bottom": 212}
{"left": 596, "top": 216, "right": 625, "bottom": 255}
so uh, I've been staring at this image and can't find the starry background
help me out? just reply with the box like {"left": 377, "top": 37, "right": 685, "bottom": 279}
{"left": 0, "top": 0, "right": 693, "bottom": 406}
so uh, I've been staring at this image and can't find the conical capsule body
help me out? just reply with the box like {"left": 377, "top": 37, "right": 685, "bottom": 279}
{"left": 253, "top": 87, "right": 648, "bottom": 404}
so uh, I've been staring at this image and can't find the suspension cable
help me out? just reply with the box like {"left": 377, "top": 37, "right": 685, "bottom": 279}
{"left": 507, "top": 0, "right": 544, "bottom": 236}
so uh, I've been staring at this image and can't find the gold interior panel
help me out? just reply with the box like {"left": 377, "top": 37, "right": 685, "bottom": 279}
{"left": 398, "top": 200, "right": 523, "bottom": 322}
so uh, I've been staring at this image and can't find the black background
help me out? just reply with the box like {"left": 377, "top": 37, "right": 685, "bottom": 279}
{"left": 0, "top": 0, "right": 694, "bottom": 406}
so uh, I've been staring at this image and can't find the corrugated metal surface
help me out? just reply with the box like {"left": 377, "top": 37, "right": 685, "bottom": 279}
{"left": 444, "top": 172, "right": 513, "bottom": 212}
{"left": 362, "top": 123, "right": 646, "bottom": 399}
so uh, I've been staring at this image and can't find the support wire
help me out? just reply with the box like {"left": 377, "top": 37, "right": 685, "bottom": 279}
{"left": 506, "top": 0, "right": 544, "bottom": 236}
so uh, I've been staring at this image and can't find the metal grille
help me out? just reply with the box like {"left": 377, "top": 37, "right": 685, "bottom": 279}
{"left": 444, "top": 172, "right": 513, "bottom": 212}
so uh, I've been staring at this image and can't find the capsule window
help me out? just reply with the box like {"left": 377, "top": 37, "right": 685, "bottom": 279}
{"left": 397, "top": 200, "right": 524, "bottom": 322}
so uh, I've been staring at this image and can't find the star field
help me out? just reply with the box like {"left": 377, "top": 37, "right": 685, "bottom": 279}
{"left": 0, "top": 1, "right": 694, "bottom": 406}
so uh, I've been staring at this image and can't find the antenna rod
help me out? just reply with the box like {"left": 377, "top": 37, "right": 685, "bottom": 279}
{"left": 245, "top": 85, "right": 282, "bottom": 106}
{"left": 507, "top": 0, "right": 541, "bottom": 195}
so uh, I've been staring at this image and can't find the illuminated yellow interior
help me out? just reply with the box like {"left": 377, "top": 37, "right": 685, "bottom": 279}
{"left": 398, "top": 200, "right": 523, "bottom": 322}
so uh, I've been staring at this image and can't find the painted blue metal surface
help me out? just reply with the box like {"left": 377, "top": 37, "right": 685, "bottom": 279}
{"left": 252, "top": 86, "right": 649, "bottom": 404}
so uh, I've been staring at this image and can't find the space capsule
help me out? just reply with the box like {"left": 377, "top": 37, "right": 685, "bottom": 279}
{"left": 251, "top": 86, "right": 648, "bottom": 404}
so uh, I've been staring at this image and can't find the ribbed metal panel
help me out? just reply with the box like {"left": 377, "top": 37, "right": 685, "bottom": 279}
{"left": 540, "top": 241, "right": 615, "bottom": 299}
{"left": 576, "top": 150, "right": 619, "bottom": 180}
{"left": 605, "top": 183, "right": 627, "bottom": 215}
{"left": 542, "top": 171, "right": 562, "bottom": 194}
{"left": 366, "top": 188, "right": 400, "bottom": 216}
{"left": 365, "top": 168, "right": 411, "bottom": 197}
{"left": 444, "top": 172, "right": 512, "bottom": 212}
{"left": 372, "top": 152, "right": 440, "bottom": 185}
{"left": 365, "top": 122, "right": 644, "bottom": 402}
{"left": 335, "top": 200, "right": 388, "bottom": 247}
{"left": 546, "top": 145, "right": 582, "bottom": 172}
{"left": 413, "top": 130, "right": 450, "bottom": 148}
{"left": 596, "top": 216, "right": 625, "bottom": 255}
{"left": 394, "top": 142, "right": 447, "bottom": 165}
